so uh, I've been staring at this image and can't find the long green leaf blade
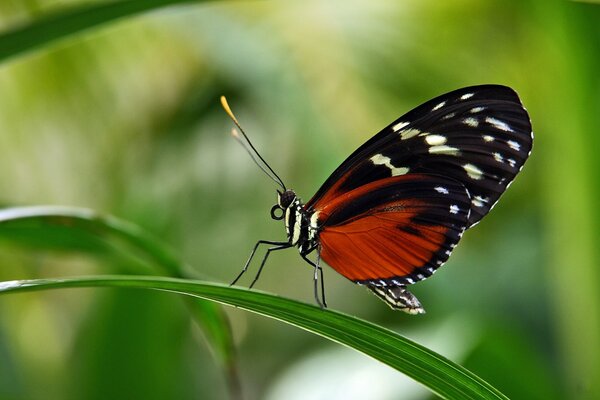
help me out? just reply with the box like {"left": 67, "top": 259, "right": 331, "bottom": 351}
{"left": 0, "top": 0, "right": 208, "bottom": 63}
{"left": 0, "top": 206, "right": 238, "bottom": 397}
{"left": 0, "top": 206, "right": 185, "bottom": 275}
{"left": 0, "top": 275, "right": 508, "bottom": 400}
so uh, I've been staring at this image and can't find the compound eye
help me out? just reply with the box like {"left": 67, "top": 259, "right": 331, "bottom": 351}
{"left": 270, "top": 204, "right": 284, "bottom": 220}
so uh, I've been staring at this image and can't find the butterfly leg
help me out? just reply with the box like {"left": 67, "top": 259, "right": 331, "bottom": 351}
{"left": 300, "top": 252, "right": 327, "bottom": 309}
{"left": 231, "top": 240, "right": 289, "bottom": 286}
{"left": 316, "top": 248, "right": 327, "bottom": 308}
{"left": 248, "top": 243, "right": 291, "bottom": 289}
{"left": 366, "top": 284, "right": 425, "bottom": 314}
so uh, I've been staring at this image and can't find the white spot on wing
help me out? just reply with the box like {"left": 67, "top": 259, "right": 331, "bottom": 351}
{"left": 432, "top": 101, "right": 445, "bottom": 111}
{"left": 449, "top": 205, "right": 459, "bottom": 214}
{"left": 393, "top": 121, "right": 409, "bottom": 132}
{"left": 463, "top": 117, "right": 478, "bottom": 127}
{"left": 483, "top": 135, "right": 495, "bottom": 142}
{"left": 493, "top": 152, "right": 503, "bottom": 163}
{"left": 429, "top": 145, "right": 460, "bottom": 156}
{"left": 370, "top": 154, "right": 409, "bottom": 176}
{"left": 507, "top": 158, "right": 516, "bottom": 168}
{"left": 470, "top": 107, "right": 485, "bottom": 113}
{"left": 425, "top": 134, "right": 447, "bottom": 146}
{"left": 441, "top": 112, "right": 455, "bottom": 120}
{"left": 435, "top": 186, "right": 449, "bottom": 194}
{"left": 399, "top": 128, "right": 420, "bottom": 140}
{"left": 460, "top": 93, "right": 474, "bottom": 100}
{"left": 472, "top": 195, "right": 489, "bottom": 208}
{"left": 463, "top": 163, "right": 484, "bottom": 180}
{"left": 486, "top": 117, "right": 514, "bottom": 132}
{"left": 370, "top": 154, "right": 389, "bottom": 164}
{"left": 395, "top": 167, "right": 410, "bottom": 175}
{"left": 507, "top": 140, "right": 521, "bottom": 151}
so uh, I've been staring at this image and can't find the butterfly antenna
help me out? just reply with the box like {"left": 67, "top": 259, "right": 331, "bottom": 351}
{"left": 221, "top": 96, "right": 286, "bottom": 190}
{"left": 230, "top": 128, "right": 283, "bottom": 188}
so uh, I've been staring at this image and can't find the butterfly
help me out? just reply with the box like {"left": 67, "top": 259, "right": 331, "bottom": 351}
{"left": 222, "top": 84, "right": 533, "bottom": 314}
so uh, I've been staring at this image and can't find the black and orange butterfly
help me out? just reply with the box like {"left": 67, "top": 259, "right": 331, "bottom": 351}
{"left": 222, "top": 85, "right": 532, "bottom": 314}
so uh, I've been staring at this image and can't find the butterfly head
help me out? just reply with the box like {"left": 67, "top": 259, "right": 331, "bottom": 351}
{"left": 272, "top": 189, "right": 297, "bottom": 220}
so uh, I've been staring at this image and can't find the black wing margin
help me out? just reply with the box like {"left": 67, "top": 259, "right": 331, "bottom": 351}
{"left": 306, "top": 85, "right": 533, "bottom": 227}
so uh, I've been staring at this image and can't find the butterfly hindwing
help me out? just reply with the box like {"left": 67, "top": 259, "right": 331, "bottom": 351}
{"left": 316, "top": 174, "right": 471, "bottom": 285}
{"left": 306, "top": 85, "right": 533, "bottom": 227}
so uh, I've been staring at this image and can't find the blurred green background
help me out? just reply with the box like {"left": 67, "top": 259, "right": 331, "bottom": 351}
{"left": 0, "top": 0, "right": 599, "bottom": 399}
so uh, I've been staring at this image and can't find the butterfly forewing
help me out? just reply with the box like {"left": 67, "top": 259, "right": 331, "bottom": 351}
{"left": 307, "top": 85, "right": 533, "bottom": 227}
{"left": 316, "top": 174, "right": 471, "bottom": 285}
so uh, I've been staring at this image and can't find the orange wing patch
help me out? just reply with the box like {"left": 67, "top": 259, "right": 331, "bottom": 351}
{"left": 320, "top": 213, "right": 449, "bottom": 282}
{"left": 314, "top": 174, "right": 471, "bottom": 285}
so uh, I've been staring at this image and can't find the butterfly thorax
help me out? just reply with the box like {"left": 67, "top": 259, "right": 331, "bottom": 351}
{"left": 275, "top": 189, "right": 319, "bottom": 254}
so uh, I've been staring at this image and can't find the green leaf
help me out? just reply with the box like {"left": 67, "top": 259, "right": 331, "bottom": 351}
{"left": 0, "top": 206, "right": 238, "bottom": 398}
{"left": 0, "top": 275, "right": 509, "bottom": 400}
{"left": 0, "top": 206, "right": 185, "bottom": 274}
{"left": 0, "top": 0, "right": 211, "bottom": 63}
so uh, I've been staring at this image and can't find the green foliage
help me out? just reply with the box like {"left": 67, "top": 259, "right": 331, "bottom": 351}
{"left": 0, "top": 275, "right": 508, "bottom": 400}
{"left": 0, "top": 0, "right": 598, "bottom": 399}
{"left": 0, "top": 206, "right": 507, "bottom": 399}
{"left": 0, "top": 206, "right": 239, "bottom": 397}
{"left": 0, "top": 0, "right": 205, "bottom": 62}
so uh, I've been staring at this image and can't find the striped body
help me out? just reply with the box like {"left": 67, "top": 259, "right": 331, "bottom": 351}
{"left": 281, "top": 194, "right": 318, "bottom": 254}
